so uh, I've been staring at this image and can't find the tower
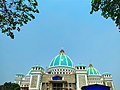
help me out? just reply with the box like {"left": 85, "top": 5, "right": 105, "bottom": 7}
{"left": 15, "top": 74, "right": 24, "bottom": 85}
{"left": 75, "top": 64, "right": 87, "bottom": 90}
{"left": 102, "top": 72, "right": 114, "bottom": 90}
{"left": 29, "top": 65, "right": 44, "bottom": 90}
{"left": 87, "top": 64, "right": 103, "bottom": 85}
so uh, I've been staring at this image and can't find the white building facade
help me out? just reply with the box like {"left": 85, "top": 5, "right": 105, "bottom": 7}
{"left": 15, "top": 50, "right": 114, "bottom": 90}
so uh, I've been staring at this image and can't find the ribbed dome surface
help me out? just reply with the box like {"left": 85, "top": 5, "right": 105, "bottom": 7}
{"left": 87, "top": 64, "right": 100, "bottom": 75}
{"left": 49, "top": 50, "right": 74, "bottom": 68}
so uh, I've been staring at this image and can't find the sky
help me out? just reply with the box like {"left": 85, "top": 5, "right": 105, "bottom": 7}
{"left": 0, "top": 0, "right": 120, "bottom": 90}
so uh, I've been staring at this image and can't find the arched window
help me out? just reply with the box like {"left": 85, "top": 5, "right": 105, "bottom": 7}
{"left": 52, "top": 75, "right": 62, "bottom": 80}
{"left": 83, "top": 67, "right": 85, "bottom": 69}
{"left": 80, "top": 66, "right": 82, "bottom": 69}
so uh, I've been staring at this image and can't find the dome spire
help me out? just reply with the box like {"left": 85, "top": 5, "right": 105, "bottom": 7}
{"left": 60, "top": 49, "right": 64, "bottom": 54}
{"left": 89, "top": 64, "right": 93, "bottom": 67}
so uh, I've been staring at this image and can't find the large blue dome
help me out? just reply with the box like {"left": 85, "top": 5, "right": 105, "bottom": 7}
{"left": 49, "top": 50, "right": 74, "bottom": 68}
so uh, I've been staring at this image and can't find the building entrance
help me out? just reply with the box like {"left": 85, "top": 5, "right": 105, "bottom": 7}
{"left": 52, "top": 83, "right": 63, "bottom": 90}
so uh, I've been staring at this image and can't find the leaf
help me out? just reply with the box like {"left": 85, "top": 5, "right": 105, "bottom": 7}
{"left": 29, "top": 14, "right": 35, "bottom": 19}
{"left": 10, "top": 32, "right": 14, "bottom": 39}
{"left": 36, "top": 9, "right": 39, "bottom": 13}
{"left": 17, "top": 27, "right": 20, "bottom": 32}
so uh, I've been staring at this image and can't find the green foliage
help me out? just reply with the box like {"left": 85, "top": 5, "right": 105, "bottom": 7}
{"left": 90, "top": 0, "right": 120, "bottom": 30}
{"left": 0, "top": 0, "right": 39, "bottom": 39}
{"left": 0, "top": 82, "right": 20, "bottom": 90}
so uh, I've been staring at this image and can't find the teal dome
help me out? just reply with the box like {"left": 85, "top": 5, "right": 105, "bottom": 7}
{"left": 32, "top": 64, "right": 42, "bottom": 68}
{"left": 87, "top": 64, "right": 100, "bottom": 75}
{"left": 76, "top": 63, "right": 86, "bottom": 67}
{"left": 49, "top": 50, "right": 74, "bottom": 68}
{"left": 26, "top": 70, "right": 32, "bottom": 76}
{"left": 102, "top": 72, "right": 111, "bottom": 75}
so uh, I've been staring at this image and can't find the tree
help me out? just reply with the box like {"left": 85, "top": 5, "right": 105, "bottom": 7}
{"left": 0, "top": 82, "right": 20, "bottom": 90}
{"left": 90, "top": 0, "right": 120, "bottom": 31}
{"left": 1, "top": 0, "right": 120, "bottom": 39}
{"left": 0, "top": 0, "right": 39, "bottom": 39}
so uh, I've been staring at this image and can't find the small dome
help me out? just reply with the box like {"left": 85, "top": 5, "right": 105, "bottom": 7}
{"left": 76, "top": 63, "right": 86, "bottom": 67}
{"left": 87, "top": 64, "right": 100, "bottom": 75}
{"left": 102, "top": 72, "right": 111, "bottom": 75}
{"left": 32, "top": 64, "right": 42, "bottom": 68}
{"left": 26, "top": 70, "right": 32, "bottom": 76}
{"left": 49, "top": 50, "right": 74, "bottom": 68}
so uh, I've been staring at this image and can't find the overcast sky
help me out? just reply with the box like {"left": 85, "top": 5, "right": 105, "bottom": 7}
{"left": 0, "top": 0, "right": 120, "bottom": 90}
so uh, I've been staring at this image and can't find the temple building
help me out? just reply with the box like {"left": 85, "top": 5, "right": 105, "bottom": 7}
{"left": 15, "top": 50, "right": 114, "bottom": 90}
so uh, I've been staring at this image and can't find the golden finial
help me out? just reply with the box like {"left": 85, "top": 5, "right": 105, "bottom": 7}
{"left": 60, "top": 49, "right": 64, "bottom": 54}
{"left": 89, "top": 64, "right": 93, "bottom": 67}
